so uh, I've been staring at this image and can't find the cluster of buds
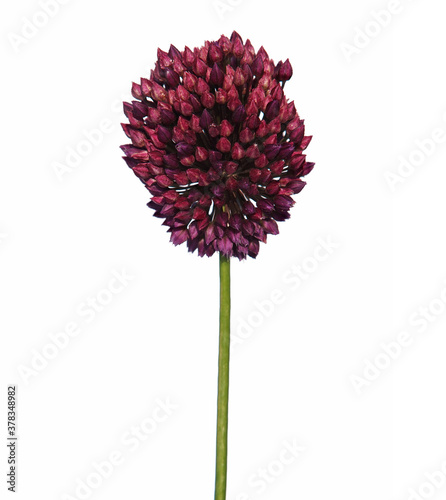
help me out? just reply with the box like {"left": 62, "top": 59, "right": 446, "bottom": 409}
{"left": 121, "top": 32, "right": 314, "bottom": 260}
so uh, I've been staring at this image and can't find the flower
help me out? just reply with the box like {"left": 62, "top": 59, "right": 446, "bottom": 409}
{"left": 121, "top": 32, "right": 314, "bottom": 260}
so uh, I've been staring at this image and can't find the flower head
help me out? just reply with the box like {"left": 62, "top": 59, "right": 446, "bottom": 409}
{"left": 121, "top": 32, "right": 314, "bottom": 260}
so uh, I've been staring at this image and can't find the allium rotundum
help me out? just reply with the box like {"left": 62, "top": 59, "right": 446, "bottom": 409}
{"left": 121, "top": 32, "right": 314, "bottom": 260}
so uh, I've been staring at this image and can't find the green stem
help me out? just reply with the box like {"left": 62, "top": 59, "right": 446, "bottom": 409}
{"left": 215, "top": 253, "right": 231, "bottom": 500}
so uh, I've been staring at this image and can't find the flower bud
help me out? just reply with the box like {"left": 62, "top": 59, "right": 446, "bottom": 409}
{"left": 220, "top": 120, "right": 234, "bottom": 137}
{"left": 193, "top": 56, "right": 208, "bottom": 77}
{"left": 209, "top": 42, "right": 224, "bottom": 63}
{"left": 208, "top": 63, "right": 224, "bottom": 89}
{"left": 169, "top": 44, "right": 182, "bottom": 60}
{"left": 165, "top": 69, "right": 180, "bottom": 87}
{"left": 264, "top": 100, "right": 280, "bottom": 121}
{"left": 216, "top": 138, "right": 232, "bottom": 153}
{"left": 157, "top": 125, "right": 172, "bottom": 143}
{"left": 252, "top": 54, "right": 264, "bottom": 77}
{"left": 278, "top": 59, "right": 293, "bottom": 81}
{"left": 232, "top": 105, "right": 247, "bottom": 124}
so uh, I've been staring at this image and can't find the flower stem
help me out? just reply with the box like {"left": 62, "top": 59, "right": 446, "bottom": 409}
{"left": 215, "top": 253, "right": 231, "bottom": 500}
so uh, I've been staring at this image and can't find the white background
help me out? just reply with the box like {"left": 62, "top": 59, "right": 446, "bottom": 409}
{"left": 2, "top": 1, "right": 446, "bottom": 499}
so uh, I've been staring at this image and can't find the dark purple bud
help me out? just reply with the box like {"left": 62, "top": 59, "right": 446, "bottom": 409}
{"left": 157, "top": 125, "right": 172, "bottom": 143}
{"left": 215, "top": 211, "right": 229, "bottom": 227}
{"left": 288, "top": 179, "right": 306, "bottom": 193}
{"left": 227, "top": 228, "right": 241, "bottom": 244}
{"left": 300, "top": 136, "right": 312, "bottom": 150}
{"left": 190, "top": 94, "right": 202, "bottom": 113}
{"left": 148, "top": 200, "right": 162, "bottom": 211}
{"left": 168, "top": 44, "right": 182, "bottom": 60}
{"left": 206, "top": 168, "right": 220, "bottom": 183}
{"left": 228, "top": 55, "right": 238, "bottom": 68}
{"left": 183, "top": 46, "right": 194, "bottom": 67}
{"left": 200, "top": 109, "right": 213, "bottom": 129}
{"left": 165, "top": 69, "right": 180, "bottom": 87}
{"left": 265, "top": 181, "right": 280, "bottom": 196}
{"left": 262, "top": 219, "right": 279, "bottom": 235}
{"left": 226, "top": 176, "right": 238, "bottom": 192}
{"left": 243, "top": 200, "right": 256, "bottom": 215}
{"left": 255, "top": 226, "right": 266, "bottom": 243}
{"left": 290, "top": 125, "right": 305, "bottom": 144}
{"left": 275, "top": 195, "right": 294, "bottom": 210}
{"left": 208, "top": 150, "right": 223, "bottom": 164}
{"left": 160, "top": 204, "right": 176, "bottom": 217}
{"left": 233, "top": 105, "right": 247, "bottom": 124}
{"left": 160, "top": 108, "right": 176, "bottom": 125}
{"left": 230, "top": 31, "right": 242, "bottom": 43}
{"left": 242, "top": 220, "right": 255, "bottom": 235}
{"left": 242, "top": 63, "right": 253, "bottom": 86}
{"left": 236, "top": 246, "right": 249, "bottom": 259}
{"left": 256, "top": 199, "right": 274, "bottom": 213}
{"left": 289, "top": 154, "right": 305, "bottom": 170}
{"left": 218, "top": 236, "right": 233, "bottom": 255}
{"left": 252, "top": 55, "right": 264, "bottom": 77}
{"left": 238, "top": 178, "right": 250, "bottom": 191}
{"left": 211, "top": 183, "right": 225, "bottom": 198}
{"left": 274, "top": 61, "right": 283, "bottom": 80}
{"left": 213, "top": 161, "right": 224, "bottom": 174}
{"left": 175, "top": 142, "right": 195, "bottom": 156}
{"left": 187, "top": 238, "right": 198, "bottom": 253}
{"left": 271, "top": 210, "right": 288, "bottom": 222}
{"left": 248, "top": 240, "right": 260, "bottom": 258}
{"left": 239, "top": 235, "right": 249, "bottom": 247}
{"left": 277, "top": 143, "right": 295, "bottom": 159}
{"left": 264, "top": 144, "right": 281, "bottom": 160}
{"left": 227, "top": 214, "right": 241, "bottom": 231}
{"left": 205, "top": 224, "right": 216, "bottom": 244}
{"left": 150, "top": 68, "right": 162, "bottom": 87}
{"left": 205, "top": 243, "right": 216, "bottom": 257}
{"left": 278, "top": 59, "right": 293, "bottom": 81}
{"left": 122, "top": 156, "right": 138, "bottom": 170}
{"left": 121, "top": 145, "right": 148, "bottom": 160}
{"left": 128, "top": 128, "right": 145, "bottom": 147}
{"left": 147, "top": 184, "right": 165, "bottom": 196}
{"left": 225, "top": 161, "right": 238, "bottom": 175}
{"left": 132, "top": 101, "right": 148, "bottom": 120}
{"left": 302, "top": 162, "right": 315, "bottom": 176}
{"left": 170, "top": 228, "right": 189, "bottom": 245}
{"left": 264, "top": 100, "right": 280, "bottom": 121}
{"left": 188, "top": 221, "right": 199, "bottom": 239}
{"left": 209, "top": 63, "right": 225, "bottom": 87}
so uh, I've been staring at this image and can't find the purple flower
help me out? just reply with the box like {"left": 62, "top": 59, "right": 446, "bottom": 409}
{"left": 121, "top": 32, "right": 314, "bottom": 260}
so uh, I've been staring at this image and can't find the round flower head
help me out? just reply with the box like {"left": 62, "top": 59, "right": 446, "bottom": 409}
{"left": 121, "top": 32, "right": 314, "bottom": 260}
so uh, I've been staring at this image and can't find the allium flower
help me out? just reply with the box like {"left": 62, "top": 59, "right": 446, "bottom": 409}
{"left": 121, "top": 31, "right": 314, "bottom": 260}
